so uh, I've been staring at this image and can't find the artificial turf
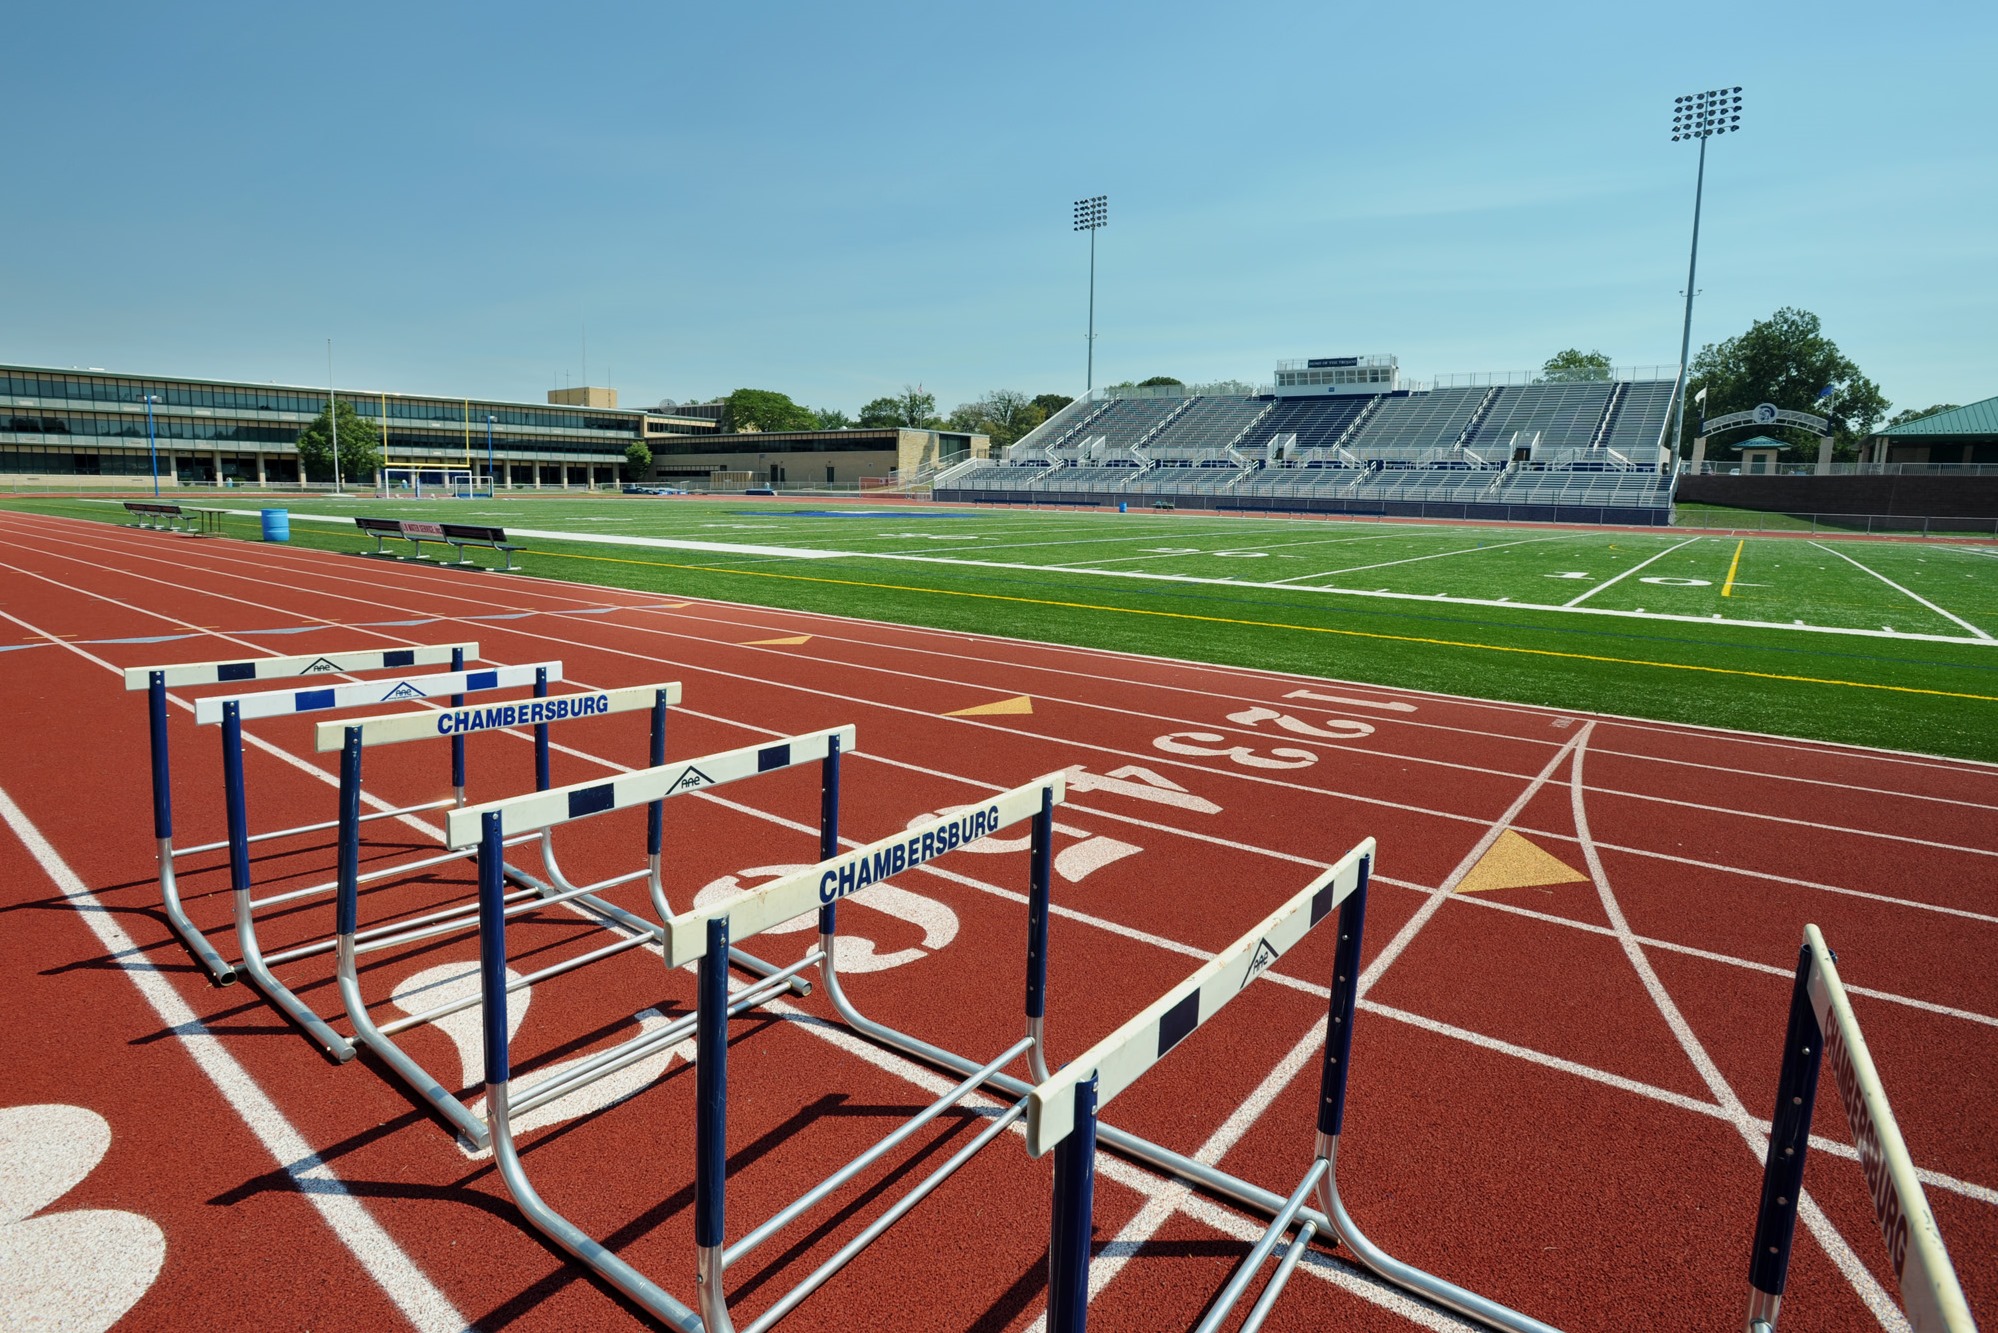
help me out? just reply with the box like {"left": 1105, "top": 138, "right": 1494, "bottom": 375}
{"left": 11, "top": 493, "right": 1998, "bottom": 762}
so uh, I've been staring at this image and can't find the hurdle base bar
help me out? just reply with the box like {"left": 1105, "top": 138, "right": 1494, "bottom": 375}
{"left": 157, "top": 839, "right": 237, "bottom": 985}
{"left": 488, "top": 1081, "right": 705, "bottom": 1332}
{"left": 1191, "top": 1158, "right": 1328, "bottom": 1333}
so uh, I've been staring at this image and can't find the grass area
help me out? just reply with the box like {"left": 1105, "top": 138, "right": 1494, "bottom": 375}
{"left": 12, "top": 492, "right": 1998, "bottom": 762}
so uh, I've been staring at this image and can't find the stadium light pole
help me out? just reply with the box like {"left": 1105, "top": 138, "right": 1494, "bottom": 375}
{"left": 1074, "top": 195, "right": 1107, "bottom": 392}
{"left": 142, "top": 394, "right": 161, "bottom": 497}
{"left": 1668, "top": 86, "right": 1743, "bottom": 466}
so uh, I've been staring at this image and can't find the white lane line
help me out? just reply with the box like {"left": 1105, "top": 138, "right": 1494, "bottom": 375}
{"left": 1358, "top": 727, "right": 1590, "bottom": 999}
{"left": 1263, "top": 531, "right": 1580, "bottom": 586}
{"left": 1563, "top": 535, "right": 1704, "bottom": 606}
{"left": 1566, "top": 734, "right": 1907, "bottom": 1330}
{"left": 0, "top": 787, "right": 468, "bottom": 1333}
{"left": 1811, "top": 541, "right": 1994, "bottom": 640}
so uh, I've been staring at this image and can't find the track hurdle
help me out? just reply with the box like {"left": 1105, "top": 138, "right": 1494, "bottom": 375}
{"left": 200, "top": 655, "right": 562, "bottom": 1058}
{"left": 463, "top": 730, "right": 1063, "bottom": 1331}
{"left": 1744, "top": 925, "right": 1978, "bottom": 1333}
{"left": 124, "top": 643, "right": 478, "bottom": 985}
{"left": 439, "top": 726, "right": 856, "bottom": 1168}
{"left": 318, "top": 682, "right": 807, "bottom": 1146}
{"left": 1030, "top": 840, "right": 1559, "bottom": 1333}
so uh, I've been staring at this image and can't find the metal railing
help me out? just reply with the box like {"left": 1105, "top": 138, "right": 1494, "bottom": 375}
{"left": 1431, "top": 365, "right": 1678, "bottom": 388}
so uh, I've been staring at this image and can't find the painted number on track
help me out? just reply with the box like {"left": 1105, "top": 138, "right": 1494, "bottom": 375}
{"left": 1153, "top": 733, "right": 1317, "bottom": 769}
{"left": 906, "top": 807, "right": 1143, "bottom": 884}
{"left": 1226, "top": 706, "right": 1374, "bottom": 740}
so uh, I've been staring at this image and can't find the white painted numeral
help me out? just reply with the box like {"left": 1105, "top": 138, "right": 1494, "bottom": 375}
{"left": 904, "top": 808, "right": 1142, "bottom": 883}
{"left": 1282, "top": 688, "right": 1417, "bottom": 714}
{"left": 1061, "top": 764, "right": 1221, "bottom": 815}
{"left": 1226, "top": 705, "right": 1375, "bottom": 740}
{"left": 1152, "top": 732, "right": 1317, "bottom": 770}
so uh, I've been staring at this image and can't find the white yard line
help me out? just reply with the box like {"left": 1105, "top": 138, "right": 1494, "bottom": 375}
{"left": 1811, "top": 541, "right": 1994, "bottom": 640}
{"left": 1563, "top": 534, "right": 1704, "bottom": 606}
{"left": 1263, "top": 532, "right": 1581, "bottom": 585}
{"left": 0, "top": 788, "right": 469, "bottom": 1333}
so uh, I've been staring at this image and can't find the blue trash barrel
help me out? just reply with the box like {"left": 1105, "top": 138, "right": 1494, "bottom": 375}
{"left": 1118, "top": 501, "right": 1128, "bottom": 513}
{"left": 261, "top": 509, "right": 290, "bottom": 542}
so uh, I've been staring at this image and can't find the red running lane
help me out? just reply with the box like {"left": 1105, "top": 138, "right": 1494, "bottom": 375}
{"left": 0, "top": 510, "right": 1993, "bottom": 1330}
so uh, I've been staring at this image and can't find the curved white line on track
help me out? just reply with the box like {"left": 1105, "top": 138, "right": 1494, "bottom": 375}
{"left": 1568, "top": 733, "right": 1906, "bottom": 1331}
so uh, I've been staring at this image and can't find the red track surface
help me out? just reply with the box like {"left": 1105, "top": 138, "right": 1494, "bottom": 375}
{"left": 0, "top": 509, "right": 1991, "bottom": 1332}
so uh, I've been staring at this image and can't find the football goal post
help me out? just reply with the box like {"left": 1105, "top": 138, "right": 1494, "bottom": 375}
{"left": 376, "top": 467, "right": 494, "bottom": 499}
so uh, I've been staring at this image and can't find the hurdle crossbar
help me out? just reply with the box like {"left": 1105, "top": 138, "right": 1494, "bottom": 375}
{"left": 194, "top": 662, "right": 560, "bottom": 725}
{"left": 128, "top": 642, "right": 477, "bottom": 985}
{"left": 1744, "top": 925, "right": 1978, "bottom": 1333}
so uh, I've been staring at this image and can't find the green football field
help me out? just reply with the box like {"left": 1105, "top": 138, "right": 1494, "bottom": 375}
{"left": 14, "top": 493, "right": 1998, "bottom": 760}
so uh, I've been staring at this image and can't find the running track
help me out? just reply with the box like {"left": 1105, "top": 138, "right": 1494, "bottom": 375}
{"left": 0, "top": 509, "right": 1991, "bottom": 1332}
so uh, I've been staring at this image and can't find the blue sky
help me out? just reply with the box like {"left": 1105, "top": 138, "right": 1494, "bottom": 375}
{"left": 4, "top": 0, "right": 1993, "bottom": 417}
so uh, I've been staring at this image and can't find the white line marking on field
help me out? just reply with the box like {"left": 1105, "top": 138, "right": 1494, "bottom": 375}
{"left": 1810, "top": 541, "right": 1993, "bottom": 640}
{"left": 1263, "top": 532, "right": 1580, "bottom": 586}
{"left": 1563, "top": 535, "right": 1704, "bottom": 606}
{"left": 0, "top": 787, "right": 468, "bottom": 1333}
{"left": 1566, "top": 735, "right": 1908, "bottom": 1330}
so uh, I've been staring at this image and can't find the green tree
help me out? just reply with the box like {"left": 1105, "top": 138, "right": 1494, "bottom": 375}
{"left": 811, "top": 407, "right": 853, "bottom": 430}
{"left": 1540, "top": 349, "right": 1612, "bottom": 382}
{"left": 719, "top": 388, "right": 818, "bottom": 434}
{"left": 857, "top": 386, "right": 938, "bottom": 428}
{"left": 945, "top": 389, "right": 1046, "bottom": 447}
{"left": 296, "top": 398, "right": 381, "bottom": 484}
{"left": 1137, "top": 375, "right": 1184, "bottom": 388}
{"left": 623, "top": 440, "right": 653, "bottom": 479}
{"left": 1885, "top": 403, "right": 1959, "bottom": 428}
{"left": 1683, "top": 308, "right": 1889, "bottom": 456}
{"left": 1030, "top": 393, "right": 1074, "bottom": 419}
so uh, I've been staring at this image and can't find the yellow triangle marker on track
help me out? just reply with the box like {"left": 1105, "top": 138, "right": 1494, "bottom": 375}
{"left": 1455, "top": 829, "right": 1588, "bottom": 895}
{"left": 742, "top": 635, "right": 813, "bottom": 646}
{"left": 946, "top": 695, "right": 1034, "bottom": 717}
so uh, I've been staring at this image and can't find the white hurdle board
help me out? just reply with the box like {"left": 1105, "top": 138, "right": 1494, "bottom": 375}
{"left": 1802, "top": 925, "right": 1977, "bottom": 1333}
{"left": 1027, "top": 838, "right": 1375, "bottom": 1158}
{"left": 121, "top": 642, "right": 477, "bottom": 690}
{"left": 445, "top": 725, "right": 858, "bottom": 849}
{"left": 313, "top": 682, "right": 682, "bottom": 751}
{"left": 192, "top": 662, "right": 561, "bottom": 725}
{"left": 661, "top": 773, "right": 1066, "bottom": 967}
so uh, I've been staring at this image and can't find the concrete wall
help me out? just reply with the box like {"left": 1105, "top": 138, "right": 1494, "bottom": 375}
{"left": 1676, "top": 473, "right": 1998, "bottom": 518}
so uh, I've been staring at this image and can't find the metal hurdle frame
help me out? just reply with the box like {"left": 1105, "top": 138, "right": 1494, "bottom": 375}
{"left": 1029, "top": 843, "right": 1369, "bottom": 1333}
{"left": 440, "top": 725, "right": 857, "bottom": 1188}
{"left": 204, "top": 657, "right": 563, "bottom": 1059}
{"left": 1744, "top": 925, "right": 1977, "bottom": 1333}
{"left": 318, "top": 681, "right": 808, "bottom": 1146}
{"left": 1031, "top": 840, "right": 1561, "bottom": 1333}
{"left": 125, "top": 643, "right": 478, "bottom": 986}
{"left": 459, "top": 739, "right": 1065, "bottom": 1332}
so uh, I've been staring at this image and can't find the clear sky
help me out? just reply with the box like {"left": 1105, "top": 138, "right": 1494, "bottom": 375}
{"left": 4, "top": 0, "right": 1992, "bottom": 417}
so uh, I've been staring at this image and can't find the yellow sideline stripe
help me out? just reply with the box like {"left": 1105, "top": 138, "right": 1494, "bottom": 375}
{"left": 522, "top": 548, "right": 1998, "bottom": 704}
{"left": 1721, "top": 539, "right": 1746, "bottom": 598}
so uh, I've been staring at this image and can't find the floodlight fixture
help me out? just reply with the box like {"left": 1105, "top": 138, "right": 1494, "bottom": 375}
{"left": 1073, "top": 195, "right": 1108, "bottom": 390}
{"left": 1667, "top": 87, "right": 1744, "bottom": 464}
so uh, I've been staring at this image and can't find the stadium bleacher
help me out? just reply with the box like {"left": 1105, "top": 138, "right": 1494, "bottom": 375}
{"left": 936, "top": 366, "right": 1678, "bottom": 525}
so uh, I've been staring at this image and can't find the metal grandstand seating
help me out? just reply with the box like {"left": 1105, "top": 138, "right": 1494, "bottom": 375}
{"left": 935, "top": 376, "right": 1679, "bottom": 523}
